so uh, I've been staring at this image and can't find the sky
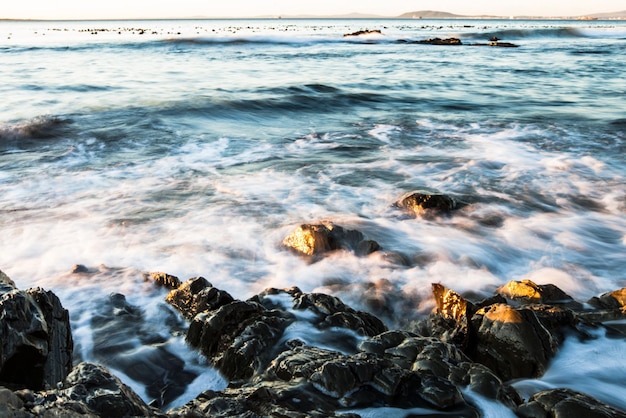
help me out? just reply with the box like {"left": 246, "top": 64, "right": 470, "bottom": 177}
{"left": 2, "top": 0, "right": 624, "bottom": 20}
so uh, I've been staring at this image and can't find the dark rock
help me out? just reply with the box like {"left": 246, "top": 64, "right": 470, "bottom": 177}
{"left": 149, "top": 271, "right": 181, "bottom": 289}
{"left": 470, "top": 303, "right": 558, "bottom": 381}
{"left": 70, "top": 264, "right": 90, "bottom": 274}
{"left": 266, "top": 344, "right": 475, "bottom": 413}
{"left": 395, "top": 191, "right": 458, "bottom": 217}
{"left": 0, "top": 269, "right": 16, "bottom": 293}
{"left": 62, "top": 362, "right": 161, "bottom": 417}
{"left": 187, "top": 300, "right": 294, "bottom": 381}
{"left": 588, "top": 288, "right": 626, "bottom": 313}
{"left": 343, "top": 29, "right": 382, "bottom": 37}
{"left": 0, "top": 285, "right": 73, "bottom": 391}
{"left": 166, "top": 276, "right": 234, "bottom": 320}
{"left": 168, "top": 384, "right": 352, "bottom": 418}
{"left": 282, "top": 222, "right": 381, "bottom": 257}
{"left": 415, "top": 37, "right": 463, "bottom": 45}
{"left": 90, "top": 293, "right": 196, "bottom": 408}
{"left": 496, "top": 279, "right": 583, "bottom": 309}
{"left": 517, "top": 388, "right": 626, "bottom": 418}
{"left": 292, "top": 292, "right": 387, "bottom": 337}
{"left": 0, "top": 387, "right": 28, "bottom": 417}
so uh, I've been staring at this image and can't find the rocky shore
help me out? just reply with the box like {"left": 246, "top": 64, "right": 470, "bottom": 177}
{"left": 1, "top": 192, "right": 625, "bottom": 417}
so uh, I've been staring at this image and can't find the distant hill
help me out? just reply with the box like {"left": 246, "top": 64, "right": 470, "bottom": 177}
{"left": 398, "top": 10, "right": 466, "bottom": 19}
{"left": 587, "top": 10, "right": 626, "bottom": 18}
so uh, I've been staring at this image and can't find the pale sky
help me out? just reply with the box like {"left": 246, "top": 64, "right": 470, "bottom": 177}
{"left": 2, "top": 0, "right": 624, "bottom": 20}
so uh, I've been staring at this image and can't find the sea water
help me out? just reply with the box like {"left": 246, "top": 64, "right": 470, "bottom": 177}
{"left": 1, "top": 18, "right": 625, "bottom": 413}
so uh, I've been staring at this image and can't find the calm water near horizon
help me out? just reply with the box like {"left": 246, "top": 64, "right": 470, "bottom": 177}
{"left": 1, "top": 18, "right": 625, "bottom": 413}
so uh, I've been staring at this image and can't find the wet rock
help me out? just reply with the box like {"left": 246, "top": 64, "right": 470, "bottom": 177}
{"left": 395, "top": 191, "right": 458, "bottom": 217}
{"left": 588, "top": 288, "right": 626, "bottom": 313}
{"left": 0, "top": 269, "right": 16, "bottom": 292}
{"left": 470, "top": 303, "right": 558, "bottom": 381}
{"left": 429, "top": 283, "right": 477, "bottom": 349}
{"left": 91, "top": 293, "right": 196, "bottom": 408}
{"left": 168, "top": 384, "right": 353, "bottom": 418}
{"left": 292, "top": 291, "right": 387, "bottom": 337}
{"left": 149, "top": 271, "right": 181, "bottom": 289}
{"left": 0, "top": 285, "right": 73, "bottom": 391}
{"left": 343, "top": 29, "right": 382, "bottom": 37}
{"left": 416, "top": 37, "right": 463, "bottom": 45}
{"left": 282, "top": 222, "right": 381, "bottom": 257}
{"left": 70, "top": 264, "right": 90, "bottom": 274}
{"left": 517, "top": 388, "right": 626, "bottom": 418}
{"left": 496, "top": 279, "right": 582, "bottom": 309}
{"left": 187, "top": 300, "right": 294, "bottom": 381}
{"left": 166, "top": 276, "right": 234, "bottom": 320}
{"left": 267, "top": 344, "right": 475, "bottom": 414}
{"left": 360, "top": 330, "right": 518, "bottom": 407}
{"left": 62, "top": 362, "right": 162, "bottom": 417}
{"left": 0, "top": 387, "right": 26, "bottom": 417}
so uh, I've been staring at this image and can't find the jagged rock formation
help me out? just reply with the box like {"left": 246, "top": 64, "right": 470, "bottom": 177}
{"left": 0, "top": 271, "right": 73, "bottom": 391}
{"left": 2, "top": 267, "right": 626, "bottom": 417}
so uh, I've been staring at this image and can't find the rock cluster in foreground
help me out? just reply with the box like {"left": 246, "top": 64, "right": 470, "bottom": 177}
{"left": 2, "top": 266, "right": 626, "bottom": 417}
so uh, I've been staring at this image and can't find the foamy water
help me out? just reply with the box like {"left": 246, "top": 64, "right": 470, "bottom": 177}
{"left": 1, "top": 18, "right": 625, "bottom": 412}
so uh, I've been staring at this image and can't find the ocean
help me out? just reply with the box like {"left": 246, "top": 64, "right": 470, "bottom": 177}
{"left": 1, "top": 18, "right": 625, "bottom": 414}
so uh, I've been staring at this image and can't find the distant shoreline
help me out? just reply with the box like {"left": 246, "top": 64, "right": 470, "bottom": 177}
{"left": 2, "top": 9, "right": 626, "bottom": 22}
{"left": 2, "top": 16, "right": 626, "bottom": 23}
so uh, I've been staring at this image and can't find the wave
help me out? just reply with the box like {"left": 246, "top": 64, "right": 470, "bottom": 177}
{"left": 462, "top": 27, "right": 588, "bottom": 41}
{"left": 0, "top": 116, "right": 73, "bottom": 142}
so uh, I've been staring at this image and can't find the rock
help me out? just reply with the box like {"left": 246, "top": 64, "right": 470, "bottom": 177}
{"left": 0, "top": 269, "right": 16, "bottom": 292}
{"left": 166, "top": 276, "right": 235, "bottom": 320}
{"left": 267, "top": 344, "right": 475, "bottom": 414}
{"left": 149, "top": 271, "right": 181, "bottom": 289}
{"left": 0, "top": 286, "right": 73, "bottom": 391}
{"left": 343, "top": 29, "right": 382, "bottom": 37}
{"left": 470, "top": 303, "right": 558, "bottom": 381}
{"left": 292, "top": 292, "right": 387, "bottom": 337}
{"left": 90, "top": 293, "right": 196, "bottom": 408}
{"left": 588, "top": 288, "right": 626, "bottom": 313}
{"left": 70, "top": 264, "right": 90, "bottom": 274}
{"left": 187, "top": 300, "right": 294, "bottom": 381}
{"left": 430, "top": 283, "right": 476, "bottom": 349}
{"left": 395, "top": 191, "right": 458, "bottom": 217}
{"left": 416, "top": 37, "right": 462, "bottom": 45}
{"left": 517, "top": 388, "right": 626, "bottom": 418}
{"left": 282, "top": 222, "right": 381, "bottom": 257}
{"left": 496, "top": 280, "right": 583, "bottom": 309}
{"left": 0, "top": 387, "right": 27, "bottom": 417}
{"left": 168, "top": 384, "right": 353, "bottom": 418}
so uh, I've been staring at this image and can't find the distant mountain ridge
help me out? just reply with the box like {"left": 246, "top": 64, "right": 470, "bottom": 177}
{"left": 398, "top": 9, "right": 626, "bottom": 19}
{"left": 587, "top": 10, "right": 626, "bottom": 18}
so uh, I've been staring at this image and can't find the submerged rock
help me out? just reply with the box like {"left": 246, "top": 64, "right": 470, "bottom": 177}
{"left": 90, "top": 293, "right": 196, "bottom": 408}
{"left": 395, "top": 191, "right": 458, "bottom": 217}
{"left": 282, "top": 222, "right": 381, "bottom": 257}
